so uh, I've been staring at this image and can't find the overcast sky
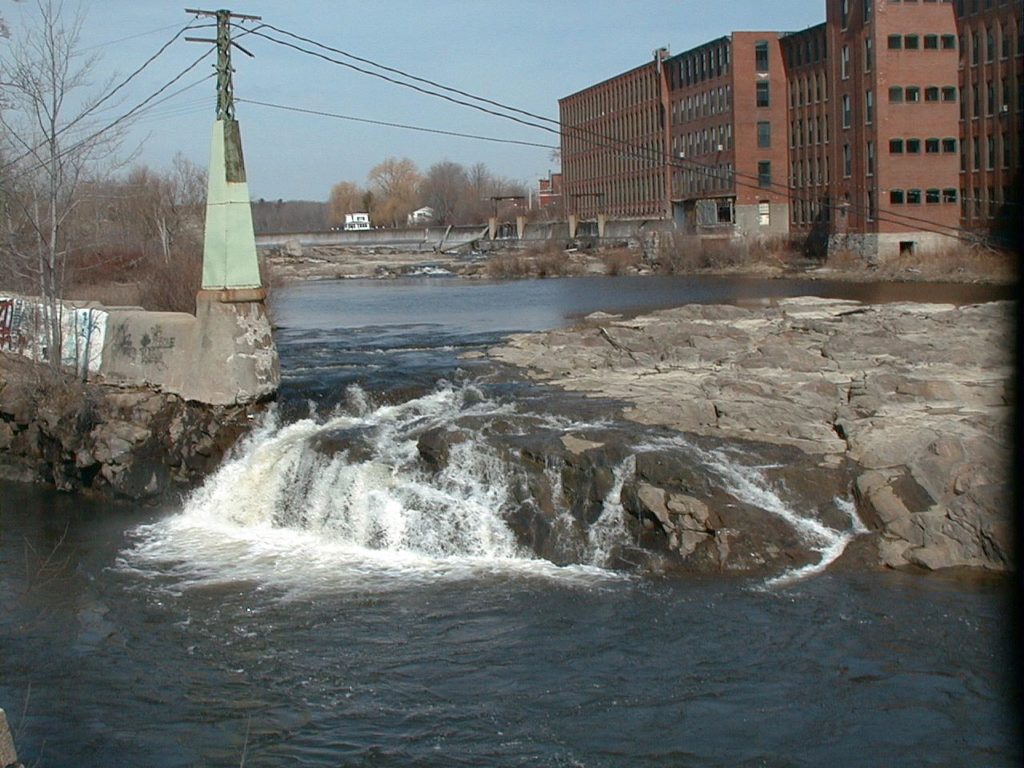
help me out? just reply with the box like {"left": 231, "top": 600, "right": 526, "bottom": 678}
{"left": 5, "top": 1, "right": 823, "bottom": 201}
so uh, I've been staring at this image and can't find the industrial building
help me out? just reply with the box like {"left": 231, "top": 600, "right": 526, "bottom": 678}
{"left": 557, "top": 0, "right": 1021, "bottom": 259}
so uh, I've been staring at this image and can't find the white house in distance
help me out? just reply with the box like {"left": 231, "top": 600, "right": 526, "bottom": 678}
{"left": 343, "top": 212, "right": 371, "bottom": 230}
{"left": 407, "top": 206, "right": 434, "bottom": 226}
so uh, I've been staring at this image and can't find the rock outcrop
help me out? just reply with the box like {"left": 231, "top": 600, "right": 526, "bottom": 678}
{"left": 490, "top": 298, "right": 1014, "bottom": 572}
{"left": 0, "top": 352, "right": 265, "bottom": 499}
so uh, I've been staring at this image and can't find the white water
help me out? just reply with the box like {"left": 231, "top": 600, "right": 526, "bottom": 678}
{"left": 120, "top": 383, "right": 624, "bottom": 596}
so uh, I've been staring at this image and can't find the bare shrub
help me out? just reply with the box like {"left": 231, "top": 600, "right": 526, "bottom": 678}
{"left": 881, "top": 243, "right": 1017, "bottom": 282}
{"left": 486, "top": 254, "right": 531, "bottom": 279}
{"left": 601, "top": 248, "right": 642, "bottom": 276}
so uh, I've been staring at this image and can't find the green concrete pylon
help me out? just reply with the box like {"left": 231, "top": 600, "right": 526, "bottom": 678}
{"left": 201, "top": 118, "right": 263, "bottom": 291}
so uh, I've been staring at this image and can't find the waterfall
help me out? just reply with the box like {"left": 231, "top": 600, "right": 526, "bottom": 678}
{"left": 119, "top": 383, "right": 620, "bottom": 595}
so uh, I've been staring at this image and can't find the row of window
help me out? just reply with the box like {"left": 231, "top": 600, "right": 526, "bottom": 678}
{"left": 791, "top": 116, "right": 830, "bottom": 148}
{"left": 670, "top": 43, "right": 732, "bottom": 89}
{"left": 561, "top": 75, "right": 658, "bottom": 125}
{"left": 887, "top": 33, "right": 957, "bottom": 50}
{"left": 961, "top": 76, "right": 1019, "bottom": 118}
{"left": 957, "top": 0, "right": 1017, "bottom": 16}
{"left": 674, "top": 124, "right": 733, "bottom": 158}
{"left": 962, "top": 22, "right": 1021, "bottom": 66}
{"left": 890, "top": 137, "right": 959, "bottom": 153}
{"left": 889, "top": 188, "right": 959, "bottom": 204}
{"left": 790, "top": 73, "right": 829, "bottom": 108}
{"left": 889, "top": 85, "right": 958, "bottom": 102}
{"left": 671, "top": 86, "right": 732, "bottom": 123}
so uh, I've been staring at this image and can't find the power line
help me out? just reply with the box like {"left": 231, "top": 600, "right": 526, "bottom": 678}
{"left": 0, "top": 21, "right": 212, "bottom": 175}
{"left": 233, "top": 25, "right": 565, "bottom": 139}
{"left": 226, "top": 20, "right": 1007, "bottom": 246}
{"left": 5, "top": 48, "right": 216, "bottom": 185}
{"left": 235, "top": 97, "right": 558, "bottom": 150}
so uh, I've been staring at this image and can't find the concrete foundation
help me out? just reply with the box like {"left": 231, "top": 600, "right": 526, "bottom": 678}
{"left": 1, "top": 292, "right": 279, "bottom": 406}
{"left": 828, "top": 231, "right": 960, "bottom": 264}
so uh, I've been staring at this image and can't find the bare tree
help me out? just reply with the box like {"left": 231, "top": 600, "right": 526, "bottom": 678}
{"left": 0, "top": 0, "right": 124, "bottom": 369}
{"left": 420, "top": 160, "right": 467, "bottom": 225}
{"left": 367, "top": 156, "right": 420, "bottom": 227}
{"left": 327, "top": 180, "right": 367, "bottom": 226}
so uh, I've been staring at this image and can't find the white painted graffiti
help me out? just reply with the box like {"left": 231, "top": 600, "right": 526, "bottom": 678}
{"left": 0, "top": 295, "right": 108, "bottom": 375}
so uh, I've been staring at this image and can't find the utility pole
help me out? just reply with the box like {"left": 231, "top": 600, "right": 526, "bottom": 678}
{"left": 184, "top": 7, "right": 264, "bottom": 294}
{"left": 185, "top": 8, "right": 261, "bottom": 121}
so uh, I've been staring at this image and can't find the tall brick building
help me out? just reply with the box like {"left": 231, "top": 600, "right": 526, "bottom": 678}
{"left": 558, "top": 0, "right": 1022, "bottom": 258}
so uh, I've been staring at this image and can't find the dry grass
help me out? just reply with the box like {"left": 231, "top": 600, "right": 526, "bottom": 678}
{"left": 485, "top": 241, "right": 582, "bottom": 279}
{"left": 600, "top": 248, "right": 643, "bottom": 276}
{"left": 879, "top": 244, "right": 1018, "bottom": 282}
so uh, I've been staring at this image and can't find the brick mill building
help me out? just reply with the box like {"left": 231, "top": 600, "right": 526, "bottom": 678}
{"left": 558, "top": 0, "right": 1022, "bottom": 259}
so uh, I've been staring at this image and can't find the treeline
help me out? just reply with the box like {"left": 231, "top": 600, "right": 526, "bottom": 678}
{"left": 328, "top": 157, "right": 530, "bottom": 228}
{"left": 2, "top": 152, "right": 209, "bottom": 313}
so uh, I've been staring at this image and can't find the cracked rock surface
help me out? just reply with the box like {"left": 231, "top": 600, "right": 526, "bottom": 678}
{"left": 490, "top": 297, "right": 1014, "bottom": 572}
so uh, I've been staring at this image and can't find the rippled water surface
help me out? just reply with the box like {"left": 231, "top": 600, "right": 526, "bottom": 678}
{"left": 0, "top": 276, "right": 1019, "bottom": 766}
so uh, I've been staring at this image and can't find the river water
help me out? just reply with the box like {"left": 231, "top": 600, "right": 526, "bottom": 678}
{"left": 1, "top": 275, "right": 1019, "bottom": 767}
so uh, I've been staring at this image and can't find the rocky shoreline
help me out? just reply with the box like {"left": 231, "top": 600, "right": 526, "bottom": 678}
{"left": 489, "top": 297, "right": 1015, "bottom": 573}
{"left": 0, "top": 352, "right": 267, "bottom": 499}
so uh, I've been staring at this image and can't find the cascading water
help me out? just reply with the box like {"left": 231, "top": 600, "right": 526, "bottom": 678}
{"left": 642, "top": 436, "right": 866, "bottom": 587}
{"left": 120, "top": 383, "right": 623, "bottom": 596}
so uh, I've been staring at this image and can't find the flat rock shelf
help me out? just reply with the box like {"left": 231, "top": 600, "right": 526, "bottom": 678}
{"left": 489, "top": 297, "right": 1014, "bottom": 572}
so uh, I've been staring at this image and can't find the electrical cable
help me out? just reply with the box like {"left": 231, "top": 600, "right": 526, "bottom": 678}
{"left": 235, "top": 97, "right": 559, "bottom": 150}
{"left": 239, "top": 22, "right": 997, "bottom": 244}
{"left": 0, "top": 21, "right": 214, "bottom": 175}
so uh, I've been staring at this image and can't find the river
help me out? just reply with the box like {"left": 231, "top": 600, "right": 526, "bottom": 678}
{"left": 0, "top": 275, "right": 1019, "bottom": 767}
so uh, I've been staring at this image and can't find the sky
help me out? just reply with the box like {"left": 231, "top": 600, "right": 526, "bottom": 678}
{"left": 4, "top": 1, "right": 824, "bottom": 201}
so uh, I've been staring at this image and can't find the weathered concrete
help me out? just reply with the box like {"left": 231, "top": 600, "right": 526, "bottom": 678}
{"left": 2, "top": 293, "right": 278, "bottom": 406}
{"left": 490, "top": 297, "right": 1014, "bottom": 572}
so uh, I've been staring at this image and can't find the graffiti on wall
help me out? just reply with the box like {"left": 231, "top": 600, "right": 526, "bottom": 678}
{"left": 112, "top": 324, "right": 175, "bottom": 369}
{"left": 0, "top": 295, "right": 108, "bottom": 375}
{"left": 0, "top": 298, "right": 28, "bottom": 354}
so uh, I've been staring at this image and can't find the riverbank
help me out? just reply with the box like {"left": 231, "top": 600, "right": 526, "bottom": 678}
{"left": 0, "top": 352, "right": 266, "bottom": 498}
{"left": 262, "top": 239, "right": 1017, "bottom": 285}
{"left": 489, "top": 296, "right": 1015, "bottom": 573}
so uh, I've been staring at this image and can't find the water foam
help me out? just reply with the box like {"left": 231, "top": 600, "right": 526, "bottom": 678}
{"left": 641, "top": 436, "right": 865, "bottom": 587}
{"left": 120, "top": 383, "right": 622, "bottom": 596}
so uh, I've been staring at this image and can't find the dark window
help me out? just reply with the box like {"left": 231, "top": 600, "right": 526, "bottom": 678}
{"left": 757, "top": 121, "right": 771, "bottom": 148}
{"left": 925, "top": 86, "right": 940, "bottom": 102}
{"left": 941, "top": 34, "right": 957, "bottom": 50}
{"left": 926, "top": 189, "right": 941, "bottom": 203}
{"left": 890, "top": 189, "right": 905, "bottom": 204}
{"left": 907, "top": 138, "right": 922, "bottom": 153}
{"left": 942, "top": 137, "right": 958, "bottom": 152}
{"left": 907, "top": 189, "right": 922, "bottom": 204}
{"left": 906, "top": 87, "right": 921, "bottom": 102}
{"left": 926, "top": 138, "right": 941, "bottom": 153}
{"left": 843, "top": 144, "right": 852, "bottom": 176}
{"left": 925, "top": 35, "right": 939, "bottom": 50}
{"left": 942, "top": 86, "right": 957, "bottom": 101}
{"left": 942, "top": 188, "right": 958, "bottom": 203}
{"left": 889, "top": 86, "right": 904, "bottom": 103}
{"left": 889, "top": 138, "right": 905, "bottom": 153}
{"left": 905, "top": 35, "right": 920, "bottom": 50}
{"left": 841, "top": 0, "right": 849, "bottom": 28}
{"left": 757, "top": 161, "right": 772, "bottom": 188}
{"left": 888, "top": 34, "right": 903, "bottom": 50}
{"left": 756, "top": 81, "right": 770, "bottom": 107}
{"left": 755, "top": 41, "right": 770, "bottom": 72}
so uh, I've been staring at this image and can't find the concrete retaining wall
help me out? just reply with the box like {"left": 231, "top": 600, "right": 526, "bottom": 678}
{"left": 0, "top": 293, "right": 278, "bottom": 405}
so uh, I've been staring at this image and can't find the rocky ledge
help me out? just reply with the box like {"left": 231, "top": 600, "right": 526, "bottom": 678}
{"left": 489, "top": 297, "right": 1014, "bottom": 572}
{"left": 0, "top": 353, "right": 265, "bottom": 499}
